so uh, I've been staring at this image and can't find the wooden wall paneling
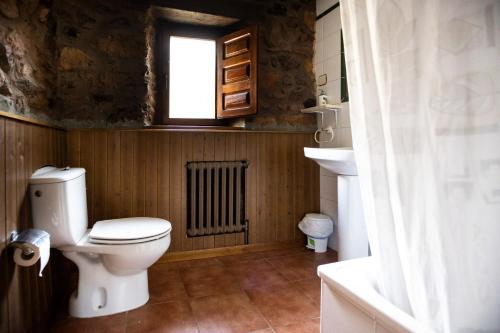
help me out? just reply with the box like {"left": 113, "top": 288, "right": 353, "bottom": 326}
{"left": 245, "top": 133, "right": 258, "bottom": 244}
{"left": 293, "top": 135, "right": 306, "bottom": 241}
{"left": 255, "top": 133, "right": 265, "bottom": 243}
{"left": 181, "top": 133, "right": 194, "bottom": 251}
{"left": 93, "top": 131, "right": 107, "bottom": 224}
{"left": 67, "top": 130, "right": 80, "bottom": 168}
{"left": 169, "top": 133, "right": 182, "bottom": 251}
{"left": 31, "top": 125, "right": 42, "bottom": 170}
{"left": 270, "top": 134, "right": 280, "bottom": 242}
{"left": 54, "top": 129, "right": 62, "bottom": 166}
{"left": 191, "top": 132, "right": 205, "bottom": 250}
{"left": 48, "top": 128, "right": 56, "bottom": 165}
{"left": 223, "top": 133, "right": 237, "bottom": 247}
{"left": 213, "top": 133, "right": 226, "bottom": 248}
{"left": 39, "top": 125, "right": 59, "bottom": 332}
{"left": 28, "top": 125, "right": 43, "bottom": 331}
{"left": 306, "top": 136, "right": 320, "bottom": 214}
{"left": 54, "top": 128, "right": 61, "bottom": 165}
{"left": 0, "top": 117, "right": 66, "bottom": 333}
{"left": 24, "top": 125, "right": 38, "bottom": 328}
{"left": 276, "top": 134, "right": 289, "bottom": 242}
{"left": 16, "top": 122, "right": 27, "bottom": 231}
{"left": 107, "top": 131, "right": 121, "bottom": 219}
{"left": 132, "top": 132, "right": 146, "bottom": 218}
{"left": 287, "top": 134, "right": 297, "bottom": 241}
{"left": 290, "top": 135, "right": 300, "bottom": 241}
{"left": 157, "top": 132, "right": 171, "bottom": 244}
{"left": 0, "top": 118, "right": 7, "bottom": 333}
{"left": 234, "top": 133, "right": 246, "bottom": 245}
{"left": 291, "top": 135, "right": 300, "bottom": 241}
{"left": 257, "top": 133, "right": 271, "bottom": 243}
{"left": 4, "top": 120, "right": 24, "bottom": 333}
{"left": 202, "top": 133, "right": 215, "bottom": 249}
{"left": 64, "top": 130, "right": 319, "bottom": 254}
{"left": 120, "top": 131, "right": 135, "bottom": 220}
{"left": 80, "top": 131, "right": 95, "bottom": 223}
{"left": 145, "top": 133, "right": 158, "bottom": 217}
{"left": 37, "top": 127, "right": 51, "bottom": 331}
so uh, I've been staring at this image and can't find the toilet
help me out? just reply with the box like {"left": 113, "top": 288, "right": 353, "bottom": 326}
{"left": 28, "top": 166, "right": 171, "bottom": 318}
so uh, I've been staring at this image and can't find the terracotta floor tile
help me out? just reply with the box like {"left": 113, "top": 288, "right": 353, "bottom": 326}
{"left": 180, "top": 263, "right": 229, "bottom": 281}
{"left": 309, "top": 251, "right": 338, "bottom": 265}
{"left": 259, "top": 247, "right": 311, "bottom": 259}
{"left": 177, "top": 257, "right": 225, "bottom": 269}
{"left": 84, "top": 313, "right": 127, "bottom": 333}
{"left": 296, "top": 278, "right": 321, "bottom": 304}
{"left": 50, "top": 249, "right": 332, "bottom": 332}
{"left": 126, "top": 301, "right": 198, "bottom": 333}
{"left": 181, "top": 265, "right": 241, "bottom": 298}
{"left": 218, "top": 252, "right": 266, "bottom": 265}
{"left": 190, "top": 292, "right": 269, "bottom": 333}
{"left": 228, "top": 259, "right": 290, "bottom": 290}
{"left": 274, "top": 318, "right": 320, "bottom": 333}
{"left": 149, "top": 265, "right": 189, "bottom": 303}
{"left": 265, "top": 254, "right": 319, "bottom": 281}
{"left": 50, "top": 317, "right": 89, "bottom": 333}
{"left": 150, "top": 261, "right": 182, "bottom": 272}
{"left": 50, "top": 313, "right": 127, "bottom": 333}
{"left": 245, "top": 284, "right": 319, "bottom": 328}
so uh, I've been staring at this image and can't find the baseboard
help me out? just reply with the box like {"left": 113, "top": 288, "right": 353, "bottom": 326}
{"left": 156, "top": 240, "right": 305, "bottom": 264}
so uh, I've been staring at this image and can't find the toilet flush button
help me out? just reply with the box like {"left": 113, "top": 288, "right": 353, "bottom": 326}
{"left": 63, "top": 166, "right": 70, "bottom": 171}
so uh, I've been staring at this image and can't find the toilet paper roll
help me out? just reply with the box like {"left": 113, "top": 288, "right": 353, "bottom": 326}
{"left": 11, "top": 229, "right": 50, "bottom": 277}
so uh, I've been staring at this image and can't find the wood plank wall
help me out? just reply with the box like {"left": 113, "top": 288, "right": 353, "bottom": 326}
{"left": 67, "top": 130, "right": 320, "bottom": 252}
{"left": 0, "top": 116, "right": 66, "bottom": 333}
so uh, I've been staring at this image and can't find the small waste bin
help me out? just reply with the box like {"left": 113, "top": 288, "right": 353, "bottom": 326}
{"left": 298, "top": 213, "right": 334, "bottom": 253}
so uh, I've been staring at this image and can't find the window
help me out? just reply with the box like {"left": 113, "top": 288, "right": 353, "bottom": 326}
{"left": 169, "top": 36, "right": 216, "bottom": 119}
{"left": 155, "top": 22, "right": 258, "bottom": 125}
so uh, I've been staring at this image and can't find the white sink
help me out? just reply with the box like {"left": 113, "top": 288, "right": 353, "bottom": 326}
{"left": 304, "top": 147, "right": 357, "bottom": 176}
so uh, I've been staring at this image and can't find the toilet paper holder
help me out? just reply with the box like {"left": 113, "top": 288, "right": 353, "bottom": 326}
{"left": 9, "top": 231, "right": 36, "bottom": 259}
{"left": 8, "top": 228, "right": 51, "bottom": 277}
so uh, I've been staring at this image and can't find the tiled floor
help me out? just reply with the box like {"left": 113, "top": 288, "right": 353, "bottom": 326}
{"left": 50, "top": 247, "right": 337, "bottom": 333}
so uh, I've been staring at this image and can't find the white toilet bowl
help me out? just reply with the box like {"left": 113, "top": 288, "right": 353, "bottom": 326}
{"left": 61, "top": 224, "right": 170, "bottom": 318}
{"left": 28, "top": 166, "right": 172, "bottom": 318}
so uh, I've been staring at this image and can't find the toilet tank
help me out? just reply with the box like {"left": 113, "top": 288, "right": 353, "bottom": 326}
{"left": 29, "top": 166, "right": 88, "bottom": 247}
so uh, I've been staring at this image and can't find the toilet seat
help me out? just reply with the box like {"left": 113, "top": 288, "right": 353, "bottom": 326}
{"left": 89, "top": 217, "right": 172, "bottom": 245}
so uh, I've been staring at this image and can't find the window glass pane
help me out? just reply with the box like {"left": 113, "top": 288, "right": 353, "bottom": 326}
{"left": 169, "top": 36, "right": 216, "bottom": 119}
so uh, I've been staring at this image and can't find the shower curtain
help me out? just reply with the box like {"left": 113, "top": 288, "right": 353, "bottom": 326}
{"left": 340, "top": 0, "right": 500, "bottom": 332}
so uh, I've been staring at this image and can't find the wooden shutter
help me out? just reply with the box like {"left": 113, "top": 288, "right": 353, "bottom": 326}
{"left": 217, "top": 26, "right": 258, "bottom": 119}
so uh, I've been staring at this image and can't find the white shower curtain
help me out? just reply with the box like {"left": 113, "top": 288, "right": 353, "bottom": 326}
{"left": 340, "top": 0, "right": 500, "bottom": 332}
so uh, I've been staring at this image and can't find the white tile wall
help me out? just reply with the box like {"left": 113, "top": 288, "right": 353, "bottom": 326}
{"left": 314, "top": 3, "right": 352, "bottom": 251}
{"left": 315, "top": 7, "right": 342, "bottom": 105}
{"left": 319, "top": 174, "right": 337, "bottom": 201}
{"left": 321, "top": 198, "right": 338, "bottom": 249}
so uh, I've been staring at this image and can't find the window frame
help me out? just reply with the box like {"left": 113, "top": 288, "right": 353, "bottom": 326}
{"left": 155, "top": 21, "right": 228, "bottom": 126}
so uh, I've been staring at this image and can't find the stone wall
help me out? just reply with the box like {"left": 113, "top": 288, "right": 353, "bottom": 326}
{"left": 1, "top": 0, "right": 317, "bottom": 130}
{"left": 247, "top": 0, "right": 317, "bottom": 130}
{"left": 54, "top": 0, "right": 148, "bottom": 127}
{"left": 0, "top": 0, "right": 57, "bottom": 122}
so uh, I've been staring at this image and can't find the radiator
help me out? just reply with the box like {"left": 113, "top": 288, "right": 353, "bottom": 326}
{"left": 186, "top": 161, "right": 249, "bottom": 242}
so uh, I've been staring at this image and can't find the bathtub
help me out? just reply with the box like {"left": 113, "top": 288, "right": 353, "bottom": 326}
{"left": 318, "top": 257, "right": 436, "bottom": 333}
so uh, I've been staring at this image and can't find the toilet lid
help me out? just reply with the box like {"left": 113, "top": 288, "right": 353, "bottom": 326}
{"left": 89, "top": 217, "right": 171, "bottom": 244}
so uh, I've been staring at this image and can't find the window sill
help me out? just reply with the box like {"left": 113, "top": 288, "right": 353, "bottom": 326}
{"left": 143, "top": 125, "right": 315, "bottom": 134}
{"left": 146, "top": 124, "right": 245, "bottom": 132}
